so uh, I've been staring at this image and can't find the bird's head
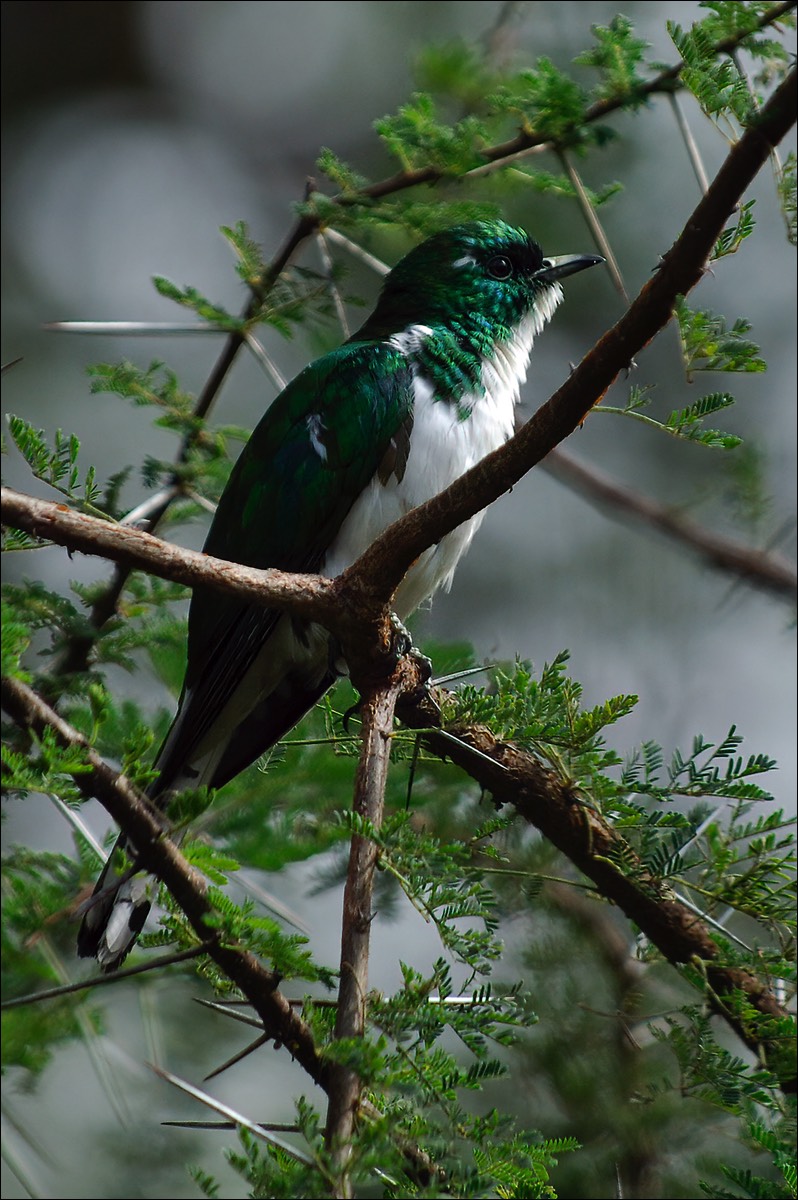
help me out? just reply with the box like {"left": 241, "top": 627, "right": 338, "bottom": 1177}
{"left": 361, "top": 220, "right": 603, "bottom": 342}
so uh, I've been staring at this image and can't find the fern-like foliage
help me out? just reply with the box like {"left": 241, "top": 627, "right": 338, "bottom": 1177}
{"left": 5, "top": 415, "right": 111, "bottom": 520}
{"left": 601, "top": 385, "right": 743, "bottom": 449}
{"left": 573, "top": 14, "right": 651, "bottom": 104}
{"left": 675, "top": 299, "right": 767, "bottom": 379}
{"left": 712, "top": 200, "right": 757, "bottom": 260}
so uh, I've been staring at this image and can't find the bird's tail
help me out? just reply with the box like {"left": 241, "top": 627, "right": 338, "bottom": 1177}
{"left": 76, "top": 832, "right": 158, "bottom": 972}
{"left": 76, "top": 663, "right": 336, "bottom": 971}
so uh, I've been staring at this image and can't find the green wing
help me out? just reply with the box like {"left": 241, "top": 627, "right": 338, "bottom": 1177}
{"left": 153, "top": 340, "right": 414, "bottom": 792}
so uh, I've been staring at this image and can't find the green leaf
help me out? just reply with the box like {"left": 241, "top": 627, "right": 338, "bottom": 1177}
{"left": 669, "top": 19, "right": 755, "bottom": 125}
{"left": 5, "top": 416, "right": 109, "bottom": 517}
{"left": 152, "top": 278, "right": 243, "bottom": 330}
{"left": 675, "top": 298, "right": 766, "bottom": 377}
{"left": 220, "top": 220, "right": 266, "bottom": 289}
{"left": 711, "top": 200, "right": 756, "bottom": 260}
{"left": 574, "top": 14, "right": 651, "bottom": 104}
{"left": 665, "top": 392, "right": 742, "bottom": 449}
{"left": 491, "top": 58, "right": 589, "bottom": 145}
{"left": 375, "top": 92, "right": 487, "bottom": 174}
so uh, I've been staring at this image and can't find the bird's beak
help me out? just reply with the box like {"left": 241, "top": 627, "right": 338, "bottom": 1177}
{"left": 535, "top": 253, "right": 604, "bottom": 283}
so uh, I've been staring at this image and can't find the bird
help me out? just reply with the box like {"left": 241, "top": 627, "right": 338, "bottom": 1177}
{"left": 77, "top": 219, "right": 603, "bottom": 970}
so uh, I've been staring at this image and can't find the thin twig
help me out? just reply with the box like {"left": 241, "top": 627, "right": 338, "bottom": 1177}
{"left": 203, "top": 1032, "right": 271, "bottom": 1082}
{"left": 317, "top": 230, "right": 351, "bottom": 337}
{"left": 669, "top": 93, "right": 711, "bottom": 194}
{"left": 44, "top": 321, "right": 225, "bottom": 335}
{"left": 558, "top": 149, "right": 630, "bottom": 302}
{"left": 323, "top": 228, "right": 390, "bottom": 276}
{"left": 0, "top": 944, "right": 218, "bottom": 1011}
{"left": 151, "top": 1064, "right": 317, "bottom": 1165}
{"left": 120, "top": 486, "right": 181, "bottom": 528}
{"left": 244, "top": 330, "right": 288, "bottom": 390}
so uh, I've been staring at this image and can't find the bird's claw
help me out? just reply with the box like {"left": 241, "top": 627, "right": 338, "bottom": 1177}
{"left": 389, "top": 612, "right": 414, "bottom": 659}
{"left": 388, "top": 613, "right": 439, "bottom": 722}
{"left": 389, "top": 614, "right": 432, "bottom": 678}
{"left": 407, "top": 644, "right": 433, "bottom": 684}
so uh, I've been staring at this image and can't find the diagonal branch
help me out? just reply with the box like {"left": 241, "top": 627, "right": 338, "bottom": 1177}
{"left": 0, "top": 487, "right": 337, "bottom": 624}
{"left": 0, "top": 672, "right": 328, "bottom": 1087}
{"left": 392, "top": 693, "right": 796, "bottom": 1093}
{"left": 542, "top": 447, "right": 797, "bottom": 602}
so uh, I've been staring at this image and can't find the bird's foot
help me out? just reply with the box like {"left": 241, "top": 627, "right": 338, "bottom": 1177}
{"left": 390, "top": 613, "right": 440, "bottom": 723}
{"left": 389, "top": 613, "right": 432, "bottom": 680}
{"left": 389, "top": 612, "right": 413, "bottom": 659}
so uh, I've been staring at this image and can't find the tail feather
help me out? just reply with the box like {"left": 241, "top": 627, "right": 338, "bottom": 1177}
{"left": 76, "top": 673, "right": 336, "bottom": 972}
{"left": 77, "top": 608, "right": 341, "bottom": 972}
{"left": 76, "top": 835, "right": 156, "bottom": 971}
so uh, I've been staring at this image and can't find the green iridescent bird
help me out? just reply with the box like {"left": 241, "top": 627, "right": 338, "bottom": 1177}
{"left": 78, "top": 219, "right": 602, "bottom": 969}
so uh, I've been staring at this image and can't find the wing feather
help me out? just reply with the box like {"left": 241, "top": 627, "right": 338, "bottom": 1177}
{"left": 152, "top": 341, "right": 414, "bottom": 793}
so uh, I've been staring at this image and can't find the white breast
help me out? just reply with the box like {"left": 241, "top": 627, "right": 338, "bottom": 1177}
{"left": 323, "top": 312, "right": 548, "bottom": 615}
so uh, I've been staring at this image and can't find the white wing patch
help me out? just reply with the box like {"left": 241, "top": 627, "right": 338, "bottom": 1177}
{"left": 306, "top": 413, "right": 328, "bottom": 461}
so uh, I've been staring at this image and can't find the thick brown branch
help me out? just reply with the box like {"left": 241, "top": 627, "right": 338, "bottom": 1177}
{"left": 399, "top": 705, "right": 795, "bottom": 1092}
{"left": 0, "top": 486, "right": 336, "bottom": 626}
{"left": 0, "top": 673, "right": 328, "bottom": 1087}
{"left": 543, "top": 448, "right": 797, "bottom": 602}
{"left": 341, "top": 67, "right": 797, "bottom": 608}
{"left": 325, "top": 663, "right": 407, "bottom": 1194}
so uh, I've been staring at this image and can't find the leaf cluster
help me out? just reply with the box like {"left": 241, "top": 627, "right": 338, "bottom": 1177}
{"left": 676, "top": 299, "right": 767, "bottom": 379}
{"left": 4, "top": 415, "right": 117, "bottom": 525}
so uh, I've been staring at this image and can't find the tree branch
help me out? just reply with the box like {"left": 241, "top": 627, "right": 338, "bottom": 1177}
{"left": 0, "top": 672, "right": 330, "bottom": 1086}
{"left": 324, "top": 662, "right": 408, "bottom": 1195}
{"left": 542, "top": 448, "right": 797, "bottom": 602}
{"left": 0, "top": 486, "right": 336, "bottom": 625}
{"left": 394, "top": 703, "right": 796, "bottom": 1093}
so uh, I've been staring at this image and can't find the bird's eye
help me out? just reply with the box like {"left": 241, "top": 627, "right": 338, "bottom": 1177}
{"left": 487, "top": 254, "right": 514, "bottom": 280}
